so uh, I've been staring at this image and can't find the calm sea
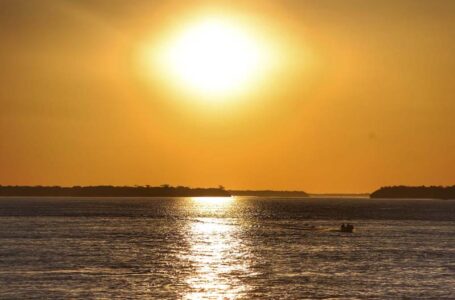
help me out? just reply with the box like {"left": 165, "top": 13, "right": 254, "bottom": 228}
{"left": 0, "top": 197, "right": 454, "bottom": 299}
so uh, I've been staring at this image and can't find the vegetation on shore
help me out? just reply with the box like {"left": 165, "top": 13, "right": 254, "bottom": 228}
{"left": 370, "top": 185, "right": 455, "bottom": 200}
{"left": 0, "top": 185, "right": 231, "bottom": 197}
{"left": 5, "top": 184, "right": 455, "bottom": 199}
{"left": 0, "top": 185, "right": 313, "bottom": 197}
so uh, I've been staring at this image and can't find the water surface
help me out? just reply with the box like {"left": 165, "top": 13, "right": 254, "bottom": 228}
{"left": 0, "top": 197, "right": 454, "bottom": 299}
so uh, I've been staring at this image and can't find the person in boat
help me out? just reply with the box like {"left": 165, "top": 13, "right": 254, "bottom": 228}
{"left": 340, "top": 223, "right": 354, "bottom": 232}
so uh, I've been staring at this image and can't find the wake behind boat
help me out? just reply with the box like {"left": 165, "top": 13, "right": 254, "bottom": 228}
{"left": 281, "top": 223, "right": 355, "bottom": 233}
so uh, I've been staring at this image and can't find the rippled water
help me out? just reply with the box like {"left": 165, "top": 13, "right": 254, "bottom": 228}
{"left": 0, "top": 197, "right": 454, "bottom": 299}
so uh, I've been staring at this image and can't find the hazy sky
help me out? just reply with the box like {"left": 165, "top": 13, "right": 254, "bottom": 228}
{"left": 1, "top": 0, "right": 454, "bottom": 193}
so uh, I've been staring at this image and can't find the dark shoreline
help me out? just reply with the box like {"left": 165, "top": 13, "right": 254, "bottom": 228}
{"left": 370, "top": 185, "right": 455, "bottom": 200}
{"left": 0, "top": 185, "right": 231, "bottom": 197}
{"left": 4, "top": 185, "right": 455, "bottom": 199}
{"left": 0, "top": 185, "right": 314, "bottom": 198}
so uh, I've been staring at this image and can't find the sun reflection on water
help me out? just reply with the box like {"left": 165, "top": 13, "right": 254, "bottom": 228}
{"left": 184, "top": 197, "right": 249, "bottom": 299}
{"left": 191, "top": 196, "right": 234, "bottom": 205}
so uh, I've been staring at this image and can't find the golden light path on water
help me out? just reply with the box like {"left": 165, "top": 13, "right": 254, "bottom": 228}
{"left": 184, "top": 197, "right": 250, "bottom": 299}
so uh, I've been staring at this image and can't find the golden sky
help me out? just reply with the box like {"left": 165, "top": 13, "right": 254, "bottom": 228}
{"left": 1, "top": 0, "right": 454, "bottom": 193}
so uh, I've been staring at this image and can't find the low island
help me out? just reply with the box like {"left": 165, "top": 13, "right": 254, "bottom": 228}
{"left": 0, "top": 185, "right": 231, "bottom": 197}
{"left": 0, "top": 185, "right": 313, "bottom": 198}
{"left": 370, "top": 185, "right": 455, "bottom": 200}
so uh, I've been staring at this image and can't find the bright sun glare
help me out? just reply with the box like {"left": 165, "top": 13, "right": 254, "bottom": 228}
{"left": 154, "top": 17, "right": 272, "bottom": 99}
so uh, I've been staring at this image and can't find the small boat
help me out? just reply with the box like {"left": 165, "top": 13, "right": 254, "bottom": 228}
{"left": 340, "top": 223, "right": 354, "bottom": 233}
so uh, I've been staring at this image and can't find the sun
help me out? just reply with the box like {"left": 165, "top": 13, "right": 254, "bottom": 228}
{"left": 154, "top": 17, "right": 271, "bottom": 99}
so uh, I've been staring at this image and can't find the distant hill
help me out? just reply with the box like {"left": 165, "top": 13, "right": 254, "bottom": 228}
{"left": 0, "top": 185, "right": 230, "bottom": 197}
{"left": 370, "top": 185, "right": 455, "bottom": 200}
{"left": 229, "top": 190, "right": 308, "bottom": 197}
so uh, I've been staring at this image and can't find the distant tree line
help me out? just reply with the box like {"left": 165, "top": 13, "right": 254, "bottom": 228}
{"left": 370, "top": 185, "right": 455, "bottom": 200}
{"left": 0, "top": 185, "right": 231, "bottom": 197}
